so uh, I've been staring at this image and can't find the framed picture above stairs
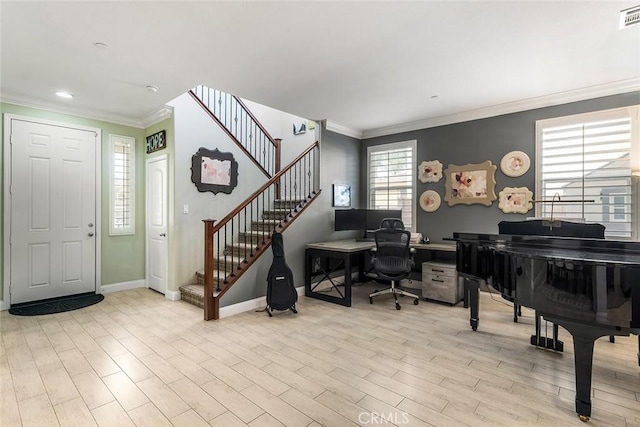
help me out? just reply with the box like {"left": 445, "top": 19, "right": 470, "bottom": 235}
{"left": 191, "top": 147, "right": 238, "bottom": 194}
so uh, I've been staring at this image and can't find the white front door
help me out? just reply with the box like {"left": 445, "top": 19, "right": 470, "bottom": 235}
{"left": 146, "top": 155, "right": 168, "bottom": 294}
{"left": 9, "top": 119, "right": 97, "bottom": 304}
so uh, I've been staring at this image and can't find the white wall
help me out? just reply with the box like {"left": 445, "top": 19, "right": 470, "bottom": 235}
{"left": 242, "top": 99, "right": 318, "bottom": 166}
{"left": 168, "top": 93, "right": 269, "bottom": 290}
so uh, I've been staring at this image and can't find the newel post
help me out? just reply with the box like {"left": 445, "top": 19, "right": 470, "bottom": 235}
{"left": 203, "top": 219, "right": 218, "bottom": 320}
{"left": 274, "top": 138, "right": 282, "bottom": 199}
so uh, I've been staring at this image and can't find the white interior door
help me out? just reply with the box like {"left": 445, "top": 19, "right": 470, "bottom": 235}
{"left": 146, "top": 155, "right": 168, "bottom": 294}
{"left": 9, "top": 119, "right": 97, "bottom": 304}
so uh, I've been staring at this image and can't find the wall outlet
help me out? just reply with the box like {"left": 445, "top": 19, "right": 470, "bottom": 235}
{"left": 183, "top": 205, "right": 189, "bottom": 214}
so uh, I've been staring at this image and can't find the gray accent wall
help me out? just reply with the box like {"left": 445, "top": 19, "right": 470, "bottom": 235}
{"left": 361, "top": 92, "right": 640, "bottom": 243}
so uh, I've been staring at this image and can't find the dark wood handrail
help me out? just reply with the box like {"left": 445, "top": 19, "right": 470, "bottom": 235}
{"left": 189, "top": 90, "right": 272, "bottom": 178}
{"left": 233, "top": 96, "right": 277, "bottom": 147}
{"left": 212, "top": 141, "right": 319, "bottom": 233}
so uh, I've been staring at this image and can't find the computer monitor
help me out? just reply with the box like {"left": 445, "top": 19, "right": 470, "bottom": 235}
{"left": 334, "top": 209, "right": 367, "bottom": 232}
{"left": 366, "top": 209, "right": 403, "bottom": 231}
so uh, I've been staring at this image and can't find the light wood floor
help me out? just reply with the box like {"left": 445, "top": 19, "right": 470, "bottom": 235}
{"left": 1, "top": 284, "right": 638, "bottom": 427}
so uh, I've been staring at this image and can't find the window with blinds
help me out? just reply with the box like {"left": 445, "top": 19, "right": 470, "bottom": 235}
{"left": 109, "top": 135, "right": 135, "bottom": 235}
{"left": 536, "top": 106, "right": 638, "bottom": 239}
{"left": 367, "top": 140, "right": 416, "bottom": 231}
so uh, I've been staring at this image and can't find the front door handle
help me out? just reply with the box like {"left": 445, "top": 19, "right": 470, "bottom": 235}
{"left": 88, "top": 232, "right": 94, "bottom": 237}
{"left": 160, "top": 233, "right": 166, "bottom": 237}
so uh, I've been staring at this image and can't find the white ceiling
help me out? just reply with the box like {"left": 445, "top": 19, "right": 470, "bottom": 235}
{"left": 2, "top": 1, "right": 639, "bottom": 138}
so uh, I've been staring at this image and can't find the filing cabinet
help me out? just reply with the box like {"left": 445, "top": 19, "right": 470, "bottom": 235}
{"left": 422, "top": 261, "right": 463, "bottom": 305}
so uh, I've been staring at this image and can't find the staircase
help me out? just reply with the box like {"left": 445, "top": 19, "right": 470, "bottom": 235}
{"left": 179, "top": 198, "right": 308, "bottom": 308}
{"left": 181, "top": 85, "right": 321, "bottom": 320}
{"left": 189, "top": 85, "right": 280, "bottom": 179}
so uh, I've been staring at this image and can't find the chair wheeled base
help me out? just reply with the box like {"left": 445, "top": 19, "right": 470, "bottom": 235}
{"left": 369, "top": 281, "right": 419, "bottom": 310}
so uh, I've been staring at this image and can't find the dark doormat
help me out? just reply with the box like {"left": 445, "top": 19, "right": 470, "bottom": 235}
{"left": 9, "top": 292, "right": 104, "bottom": 316}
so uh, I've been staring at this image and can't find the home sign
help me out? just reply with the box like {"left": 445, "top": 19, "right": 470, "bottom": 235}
{"left": 146, "top": 130, "right": 166, "bottom": 154}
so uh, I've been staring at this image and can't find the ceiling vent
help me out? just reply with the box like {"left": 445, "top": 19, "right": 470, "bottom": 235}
{"left": 620, "top": 5, "right": 640, "bottom": 29}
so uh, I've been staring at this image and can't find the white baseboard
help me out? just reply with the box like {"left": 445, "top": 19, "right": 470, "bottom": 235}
{"left": 0, "top": 300, "right": 5, "bottom": 311}
{"left": 165, "top": 290, "right": 181, "bottom": 301}
{"left": 219, "top": 286, "right": 305, "bottom": 319}
{"left": 101, "top": 279, "right": 146, "bottom": 294}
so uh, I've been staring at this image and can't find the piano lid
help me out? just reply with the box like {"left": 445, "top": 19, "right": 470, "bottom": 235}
{"left": 453, "top": 232, "right": 640, "bottom": 264}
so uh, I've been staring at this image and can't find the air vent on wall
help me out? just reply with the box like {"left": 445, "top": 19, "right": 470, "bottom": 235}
{"left": 620, "top": 5, "right": 640, "bottom": 29}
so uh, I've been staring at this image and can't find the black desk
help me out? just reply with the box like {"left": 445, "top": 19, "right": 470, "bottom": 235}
{"left": 305, "top": 239, "right": 455, "bottom": 307}
{"left": 305, "top": 239, "right": 373, "bottom": 307}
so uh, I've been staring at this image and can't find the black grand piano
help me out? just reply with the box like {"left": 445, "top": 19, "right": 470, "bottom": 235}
{"left": 454, "top": 223, "right": 640, "bottom": 422}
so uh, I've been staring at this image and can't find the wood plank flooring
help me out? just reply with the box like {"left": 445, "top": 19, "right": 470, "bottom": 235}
{"left": 0, "top": 284, "right": 638, "bottom": 426}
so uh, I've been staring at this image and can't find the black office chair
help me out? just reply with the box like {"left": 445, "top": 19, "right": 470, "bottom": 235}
{"left": 369, "top": 218, "right": 420, "bottom": 310}
{"left": 379, "top": 218, "right": 405, "bottom": 231}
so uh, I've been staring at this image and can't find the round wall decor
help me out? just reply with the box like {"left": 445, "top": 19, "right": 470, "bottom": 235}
{"left": 419, "top": 190, "right": 441, "bottom": 212}
{"left": 500, "top": 151, "right": 530, "bottom": 177}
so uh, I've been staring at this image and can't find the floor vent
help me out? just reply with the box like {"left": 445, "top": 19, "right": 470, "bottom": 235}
{"left": 620, "top": 5, "right": 640, "bottom": 29}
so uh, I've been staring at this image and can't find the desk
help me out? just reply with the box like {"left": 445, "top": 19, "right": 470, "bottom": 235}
{"left": 305, "top": 239, "right": 455, "bottom": 307}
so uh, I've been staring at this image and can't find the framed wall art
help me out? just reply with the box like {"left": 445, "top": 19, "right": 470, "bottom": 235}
{"left": 418, "top": 160, "right": 443, "bottom": 183}
{"left": 293, "top": 121, "right": 306, "bottom": 135}
{"left": 500, "top": 150, "right": 530, "bottom": 177}
{"left": 444, "top": 160, "right": 497, "bottom": 206}
{"left": 191, "top": 147, "right": 238, "bottom": 194}
{"left": 498, "top": 186, "right": 533, "bottom": 214}
{"left": 333, "top": 184, "right": 351, "bottom": 207}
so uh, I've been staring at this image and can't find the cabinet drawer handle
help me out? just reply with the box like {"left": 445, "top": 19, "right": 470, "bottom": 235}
{"left": 432, "top": 269, "right": 444, "bottom": 273}
{"left": 431, "top": 278, "right": 445, "bottom": 283}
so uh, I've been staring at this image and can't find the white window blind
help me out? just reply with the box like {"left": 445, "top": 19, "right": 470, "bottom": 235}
{"left": 367, "top": 140, "right": 416, "bottom": 231}
{"left": 110, "top": 135, "right": 135, "bottom": 235}
{"left": 536, "top": 107, "right": 638, "bottom": 239}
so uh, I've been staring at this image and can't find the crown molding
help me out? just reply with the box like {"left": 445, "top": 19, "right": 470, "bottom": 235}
{"left": 323, "top": 119, "right": 363, "bottom": 140}
{"left": 141, "top": 106, "right": 173, "bottom": 128}
{"left": 0, "top": 92, "right": 146, "bottom": 128}
{"left": 362, "top": 77, "right": 640, "bottom": 139}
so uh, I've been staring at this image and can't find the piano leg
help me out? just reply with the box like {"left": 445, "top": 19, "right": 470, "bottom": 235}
{"left": 463, "top": 279, "right": 469, "bottom": 308}
{"left": 573, "top": 333, "right": 595, "bottom": 422}
{"left": 548, "top": 319, "right": 617, "bottom": 422}
{"left": 464, "top": 278, "right": 480, "bottom": 331}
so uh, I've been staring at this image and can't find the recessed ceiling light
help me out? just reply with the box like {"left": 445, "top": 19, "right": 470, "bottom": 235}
{"left": 146, "top": 85, "right": 158, "bottom": 93}
{"left": 55, "top": 91, "right": 73, "bottom": 99}
{"left": 94, "top": 42, "right": 108, "bottom": 49}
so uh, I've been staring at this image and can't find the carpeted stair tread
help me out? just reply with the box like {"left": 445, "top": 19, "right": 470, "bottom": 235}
{"left": 179, "top": 284, "right": 204, "bottom": 308}
{"left": 195, "top": 269, "right": 226, "bottom": 286}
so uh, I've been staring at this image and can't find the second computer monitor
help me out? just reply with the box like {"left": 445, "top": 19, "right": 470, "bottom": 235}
{"left": 334, "top": 209, "right": 367, "bottom": 231}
